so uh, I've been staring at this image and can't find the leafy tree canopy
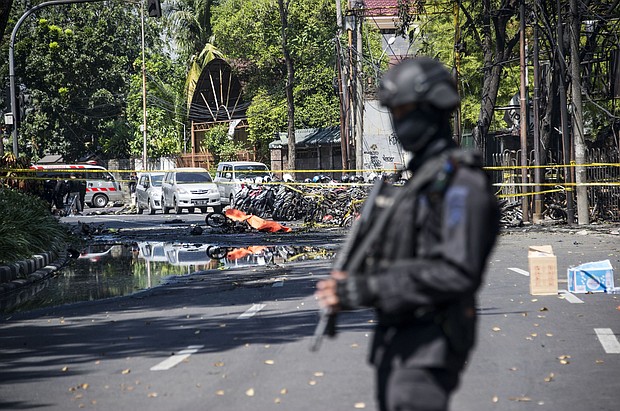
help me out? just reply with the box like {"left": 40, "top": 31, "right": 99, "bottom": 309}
{"left": 211, "top": 0, "right": 341, "bottom": 153}
{"left": 5, "top": 2, "right": 185, "bottom": 161}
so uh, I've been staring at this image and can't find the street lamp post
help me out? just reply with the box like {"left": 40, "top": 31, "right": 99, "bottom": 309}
{"left": 140, "top": 0, "right": 148, "bottom": 170}
{"left": 8, "top": 0, "right": 101, "bottom": 156}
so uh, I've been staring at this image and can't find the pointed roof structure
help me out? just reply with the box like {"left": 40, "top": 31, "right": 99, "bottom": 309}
{"left": 188, "top": 58, "right": 249, "bottom": 123}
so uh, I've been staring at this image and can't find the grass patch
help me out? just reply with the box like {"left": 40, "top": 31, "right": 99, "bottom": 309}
{"left": 0, "top": 188, "right": 70, "bottom": 265}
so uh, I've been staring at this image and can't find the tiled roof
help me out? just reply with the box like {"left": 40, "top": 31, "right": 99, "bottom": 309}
{"left": 364, "top": 0, "right": 399, "bottom": 7}
{"left": 363, "top": 0, "right": 400, "bottom": 17}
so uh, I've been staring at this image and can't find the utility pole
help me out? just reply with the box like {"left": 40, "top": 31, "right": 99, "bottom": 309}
{"left": 354, "top": 5, "right": 364, "bottom": 176}
{"left": 570, "top": 0, "right": 588, "bottom": 224}
{"left": 141, "top": 0, "right": 148, "bottom": 170}
{"left": 519, "top": 0, "right": 529, "bottom": 222}
{"left": 556, "top": 0, "right": 575, "bottom": 224}
{"left": 532, "top": 10, "right": 543, "bottom": 223}
{"left": 452, "top": 0, "right": 462, "bottom": 145}
{"left": 335, "top": 0, "right": 349, "bottom": 175}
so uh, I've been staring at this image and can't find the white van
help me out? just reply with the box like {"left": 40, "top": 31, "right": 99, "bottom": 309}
{"left": 161, "top": 167, "right": 221, "bottom": 214}
{"left": 31, "top": 164, "right": 123, "bottom": 208}
{"left": 214, "top": 161, "right": 271, "bottom": 206}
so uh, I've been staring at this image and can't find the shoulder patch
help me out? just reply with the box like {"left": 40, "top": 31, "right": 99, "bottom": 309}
{"left": 445, "top": 185, "right": 468, "bottom": 228}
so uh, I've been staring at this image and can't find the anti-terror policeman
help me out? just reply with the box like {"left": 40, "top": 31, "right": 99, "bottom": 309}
{"left": 316, "top": 57, "right": 500, "bottom": 411}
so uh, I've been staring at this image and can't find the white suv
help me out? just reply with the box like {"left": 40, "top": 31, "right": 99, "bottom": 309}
{"left": 161, "top": 168, "right": 221, "bottom": 214}
{"left": 214, "top": 161, "right": 271, "bottom": 206}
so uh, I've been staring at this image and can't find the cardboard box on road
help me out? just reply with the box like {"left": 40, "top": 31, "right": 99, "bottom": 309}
{"left": 567, "top": 259, "right": 615, "bottom": 293}
{"left": 528, "top": 245, "right": 558, "bottom": 295}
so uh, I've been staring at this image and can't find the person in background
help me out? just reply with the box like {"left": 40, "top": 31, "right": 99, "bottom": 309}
{"left": 128, "top": 172, "right": 138, "bottom": 206}
{"left": 53, "top": 174, "right": 68, "bottom": 213}
{"left": 315, "top": 57, "right": 500, "bottom": 411}
{"left": 77, "top": 173, "right": 87, "bottom": 212}
{"left": 67, "top": 174, "right": 82, "bottom": 215}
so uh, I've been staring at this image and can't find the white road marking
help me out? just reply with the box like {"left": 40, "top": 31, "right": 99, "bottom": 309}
{"left": 594, "top": 328, "right": 620, "bottom": 354}
{"left": 150, "top": 345, "right": 204, "bottom": 371}
{"left": 238, "top": 303, "right": 266, "bottom": 319}
{"left": 558, "top": 289, "right": 584, "bottom": 304}
{"left": 508, "top": 267, "right": 530, "bottom": 277}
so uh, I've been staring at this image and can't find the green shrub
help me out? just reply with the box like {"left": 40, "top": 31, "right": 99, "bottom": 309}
{"left": 0, "top": 188, "right": 69, "bottom": 265}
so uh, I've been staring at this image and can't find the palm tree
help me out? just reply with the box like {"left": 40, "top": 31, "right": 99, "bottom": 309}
{"left": 164, "top": 0, "right": 214, "bottom": 62}
{"left": 184, "top": 43, "right": 225, "bottom": 112}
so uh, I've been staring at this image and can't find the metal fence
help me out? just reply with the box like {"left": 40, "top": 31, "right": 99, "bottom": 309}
{"left": 490, "top": 149, "right": 620, "bottom": 222}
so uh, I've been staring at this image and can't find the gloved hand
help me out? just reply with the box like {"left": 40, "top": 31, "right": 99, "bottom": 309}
{"left": 336, "top": 276, "right": 376, "bottom": 309}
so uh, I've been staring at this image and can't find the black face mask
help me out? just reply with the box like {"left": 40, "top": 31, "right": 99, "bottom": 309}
{"left": 391, "top": 106, "right": 442, "bottom": 153}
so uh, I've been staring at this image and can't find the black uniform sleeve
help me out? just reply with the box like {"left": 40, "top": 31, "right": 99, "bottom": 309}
{"left": 368, "top": 168, "right": 499, "bottom": 314}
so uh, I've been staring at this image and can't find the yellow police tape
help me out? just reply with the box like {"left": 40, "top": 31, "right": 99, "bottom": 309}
{"left": 3, "top": 164, "right": 620, "bottom": 195}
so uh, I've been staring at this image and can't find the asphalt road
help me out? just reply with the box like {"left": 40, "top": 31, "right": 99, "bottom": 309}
{"left": 1, "top": 210, "right": 619, "bottom": 410}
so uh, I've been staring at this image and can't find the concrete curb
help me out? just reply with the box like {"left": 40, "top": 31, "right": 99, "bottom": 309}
{"left": 0, "top": 251, "right": 70, "bottom": 295}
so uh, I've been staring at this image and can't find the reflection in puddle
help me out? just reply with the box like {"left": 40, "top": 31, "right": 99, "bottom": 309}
{"left": 0, "top": 242, "right": 334, "bottom": 314}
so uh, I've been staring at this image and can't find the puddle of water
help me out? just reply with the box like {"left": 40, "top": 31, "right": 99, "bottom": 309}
{"left": 0, "top": 242, "right": 334, "bottom": 314}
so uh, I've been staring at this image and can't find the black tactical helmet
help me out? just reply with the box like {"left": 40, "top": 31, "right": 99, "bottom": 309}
{"left": 378, "top": 57, "right": 459, "bottom": 111}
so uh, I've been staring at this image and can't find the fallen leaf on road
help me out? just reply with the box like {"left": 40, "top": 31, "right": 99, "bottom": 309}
{"left": 539, "top": 307, "right": 549, "bottom": 312}
{"left": 558, "top": 355, "right": 571, "bottom": 365}
{"left": 544, "top": 373, "right": 555, "bottom": 382}
{"left": 350, "top": 343, "right": 359, "bottom": 348}
{"left": 121, "top": 369, "right": 131, "bottom": 374}
{"left": 216, "top": 390, "right": 225, "bottom": 396}
{"left": 81, "top": 383, "right": 89, "bottom": 390}
{"left": 492, "top": 327, "right": 501, "bottom": 332}
{"left": 61, "top": 366, "right": 69, "bottom": 372}
{"left": 314, "top": 372, "right": 324, "bottom": 377}
{"left": 246, "top": 388, "right": 255, "bottom": 397}
{"left": 147, "top": 392, "right": 158, "bottom": 398}
{"left": 274, "top": 398, "right": 281, "bottom": 404}
{"left": 264, "top": 360, "right": 275, "bottom": 365}
{"left": 595, "top": 359, "right": 604, "bottom": 364}
{"left": 308, "top": 380, "right": 317, "bottom": 386}
{"left": 492, "top": 396, "right": 499, "bottom": 403}
{"left": 354, "top": 402, "right": 366, "bottom": 408}
{"left": 280, "top": 388, "right": 288, "bottom": 395}
{"left": 546, "top": 333, "right": 553, "bottom": 337}
{"left": 214, "top": 361, "right": 225, "bottom": 367}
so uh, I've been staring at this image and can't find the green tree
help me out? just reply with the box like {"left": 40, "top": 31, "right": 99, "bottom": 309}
{"left": 126, "top": 52, "right": 187, "bottom": 158}
{"left": 164, "top": 0, "right": 216, "bottom": 63}
{"left": 212, "top": 0, "right": 341, "bottom": 160}
{"left": 199, "top": 123, "right": 243, "bottom": 163}
{"left": 5, "top": 2, "right": 183, "bottom": 161}
{"left": 13, "top": 5, "right": 142, "bottom": 160}
{"left": 0, "top": 0, "right": 12, "bottom": 43}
